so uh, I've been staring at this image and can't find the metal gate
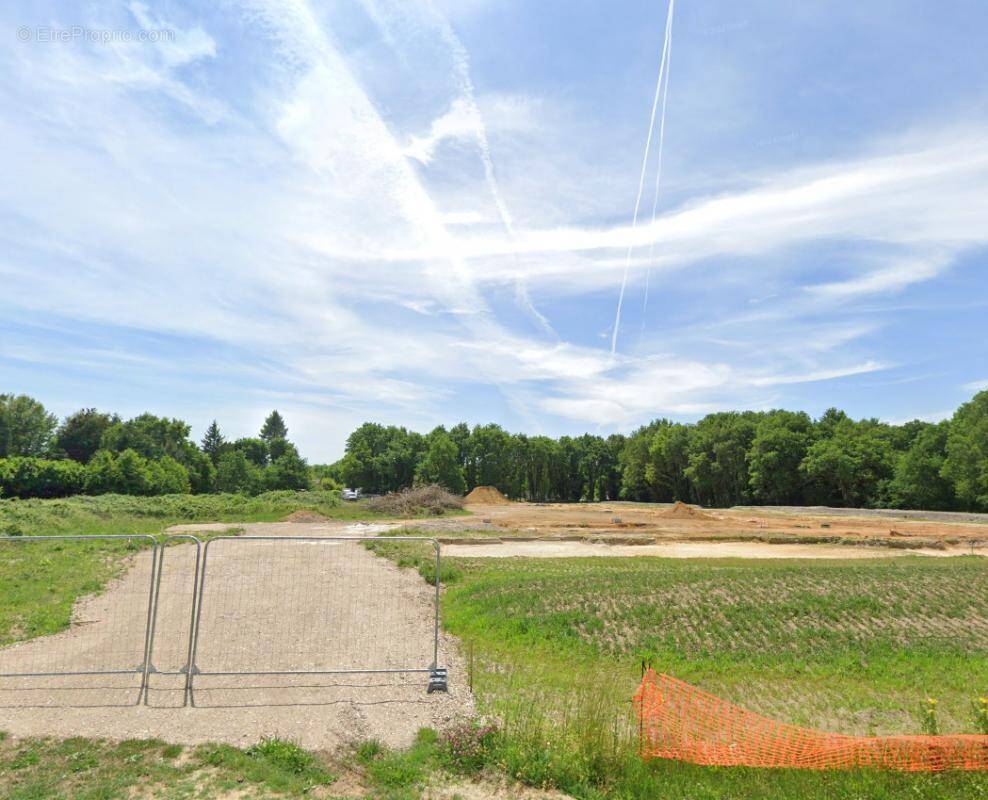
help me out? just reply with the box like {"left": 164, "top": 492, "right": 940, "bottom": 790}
{"left": 0, "top": 534, "right": 158, "bottom": 705}
{"left": 0, "top": 534, "right": 446, "bottom": 707}
{"left": 185, "top": 536, "right": 446, "bottom": 704}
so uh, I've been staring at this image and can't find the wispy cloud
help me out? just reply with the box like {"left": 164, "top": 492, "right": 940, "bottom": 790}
{"left": 1, "top": 0, "right": 985, "bottom": 457}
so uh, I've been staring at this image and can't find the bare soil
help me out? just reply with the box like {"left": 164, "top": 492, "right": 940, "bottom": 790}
{"left": 463, "top": 486, "right": 510, "bottom": 505}
{"left": 440, "top": 540, "right": 954, "bottom": 559}
{"left": 0, "top": 521, "right": 472, "bottom": 750}
{"left": 411, "top": 501, "right": 988, "bottom": 555}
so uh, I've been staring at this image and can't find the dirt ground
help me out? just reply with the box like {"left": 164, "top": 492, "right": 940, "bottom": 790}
{"left": 0, "top": 522, "right": 472, "bottom": 750}
{"left": 440, "top": 539, "right": 955, "bottom": 559}
{"left": 413, "top": 501, "right": 988, "bottom": 556}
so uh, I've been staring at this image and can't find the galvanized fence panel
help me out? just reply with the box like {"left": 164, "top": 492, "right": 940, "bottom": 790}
{"left": 187, "top": 536, "right": 446, "bottom": 700}
{"left": 144, "top": 534, "right": 202, "bottom": 706}
{"left": 0, "top": 535, "right": 158, "bottom": 704}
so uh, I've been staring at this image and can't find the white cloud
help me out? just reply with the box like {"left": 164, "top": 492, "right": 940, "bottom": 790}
{"left": 1, "top": 0, "right": 983, "bottom": 458}
{"left": 806, "top": 257, "right": 949, "bottom": 299}
{"left": 403, "top": 97, "right": 484, "bottom": 164}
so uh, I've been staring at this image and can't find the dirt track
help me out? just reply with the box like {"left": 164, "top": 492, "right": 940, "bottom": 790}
{"left": 0, "top": 523, "right": 471, "bottom": 750}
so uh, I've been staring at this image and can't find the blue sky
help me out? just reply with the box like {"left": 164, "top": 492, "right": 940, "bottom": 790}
{"left": 1, "top": 0, "right": 986, "bottom": 462}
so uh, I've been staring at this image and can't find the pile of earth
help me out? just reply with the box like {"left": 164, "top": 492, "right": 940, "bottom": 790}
{"left": 660, "top": 501, "right": 715, "bottom": 520}
{"left": 282, "top": 510, "right": 329, "bottom": 523}
{"left": 463, "top": 485, "right": 511, "bottom": 505}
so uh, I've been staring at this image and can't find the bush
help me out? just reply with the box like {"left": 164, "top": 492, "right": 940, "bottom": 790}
{"left": 0, "top": 457, "right": 87, "bottom": 499}
{"left": 366, "top": 484, "right": 463, "bottom": 516}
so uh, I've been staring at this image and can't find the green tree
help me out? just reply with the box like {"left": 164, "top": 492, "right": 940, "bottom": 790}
{"left": 148, "top": 455, "right": 191, "bottom": 495}
{"left": 101, "top": 414, "right": 192, "bottom": 461}
{"left": 268, "top": 437, "right": 291, "bottom": 462}
{"left": 521, "top": 435, "right": 558, "bottom": 501}
{"left": 112, "top": 449, "right": 154, "bottom": 495}
{"left": 182, "top": 445, "right": 217, "bottom": 494}
{"left": 942, "top": 391, "right": 988, "bottom": 510}
{"left": 747, "top": 410, "right": 814, "bottom": 505}
{"left": 216, "top": 450, "right": 262, "bottom": 494}
{"left": 54, "top": 408, "right": 118, "bottom": 463}
{"left": 201, "top": 420, "right": 226, "bottom": 465}
{"left": 888, "top": 421, "right": 955, "bottom": 510}
{"left": 0, "top": 394, "right": 58, "bottom": 457}
{"left": 467, "top": 424, "right": 513, "bottom": 491}
{"left": 415, "top": 431, "right": 467, "bottom": 494}
{"left": 265, "top": 446, "right": 311, "bottom": 491}
{"left": 685, "top": 413, "right": 759, "bottom": 507}
{"left": 84, "top": 450, "right": 118, "bottom": 494}
{"left": 233, "top": 437, "right": 269, "bottom": 467}
{"left": 800, "top": 419, "right": 894, "bottom": 507}
{"left": 260, "top": 410, "right": 288, "bottom": 443}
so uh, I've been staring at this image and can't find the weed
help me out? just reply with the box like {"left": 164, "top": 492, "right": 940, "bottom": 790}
{"left": 921, "top": 698, "right": 940, "bottom": 735}
{"left": 161, "top": 743, "right": 183, "bottom": 759}
{"left": 437, "top": 722, "right": 498, "bottom": 775}
{"left": 363, "top": 729, "right": 437, "bottom": 791}
{"left": 975, "top": 697, "right": 988, "bottom": 735}
{"left": 356, "top": 739, "right": 384, "bottom": 763}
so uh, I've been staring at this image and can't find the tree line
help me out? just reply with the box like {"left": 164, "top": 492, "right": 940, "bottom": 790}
{"left": 0, "top": 394, "right": 310, "bottom": 499}
{"left": 330, "top": 390, "right": 988, "bottom": 511}
{"left": 4, "top": 389, "right": 987, "bottom": 511}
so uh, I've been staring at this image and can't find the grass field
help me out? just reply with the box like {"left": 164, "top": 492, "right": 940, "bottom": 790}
{"left": 445, "top": 556, "right": 988, "bottom": 733}
{"left": 435, "top": 553, "right": 988, "bottom": 798}
{"left": 2, "top": 500, "right": 988, "bottom": 798}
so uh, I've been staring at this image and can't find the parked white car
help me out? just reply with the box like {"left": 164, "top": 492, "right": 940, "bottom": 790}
{"left": 341, "top": 488, "right": 360, "bottom": 500}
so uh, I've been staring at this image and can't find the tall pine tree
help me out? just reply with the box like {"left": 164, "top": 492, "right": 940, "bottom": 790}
{"left": 201, "top": 419, "right": 226, "bottom": 464}
{"left": 260, "top": 410, "right": 288, "bottom": 443}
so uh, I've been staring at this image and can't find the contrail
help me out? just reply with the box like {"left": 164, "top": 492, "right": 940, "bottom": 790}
{"left": 434, "top": 14, "right": 557, "bottom": 338}
{"left": 611, "top": 0, "right": 675, "bottom": 355}
{"left": 639, "top": 1, "right": 675, "bottom": 344}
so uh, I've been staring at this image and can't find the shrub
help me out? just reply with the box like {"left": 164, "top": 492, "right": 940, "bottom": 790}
{"left": 0, "top": 457, "right": 87, "bottom": 499}
{"left": 366, "top": 484, "right": 463, "bottom": 516}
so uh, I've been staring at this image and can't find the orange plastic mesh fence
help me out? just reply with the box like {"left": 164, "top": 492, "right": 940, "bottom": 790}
{"left": 634, "top": 670, "right": 988, "bottom": 772}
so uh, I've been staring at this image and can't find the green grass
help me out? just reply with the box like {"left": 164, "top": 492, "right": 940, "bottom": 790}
{"left": 0, "top": 735, "right": 335, "bottom": 799}
{"left": 438, "top": 554, "right": 988, "bottom": 798}
{"left": 0, "top": 490, "right": 380, "bottom": 647}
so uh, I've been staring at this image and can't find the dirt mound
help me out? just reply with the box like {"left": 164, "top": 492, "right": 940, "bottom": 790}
{"left": 367, "top": 485, "right": 464, "bottom": 516}
{"left": 282, "top": 510, "right": 329, "bottom": 523}
{"left": 661, "top": 501, "right": 714, "bottom": 520}
{"left": 463, "top": 486, "right": 511, "bottom": 505}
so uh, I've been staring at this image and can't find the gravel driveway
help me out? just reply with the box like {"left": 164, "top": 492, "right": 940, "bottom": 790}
{"left": 0, "top": 523, "right": 471, "bottom": 749}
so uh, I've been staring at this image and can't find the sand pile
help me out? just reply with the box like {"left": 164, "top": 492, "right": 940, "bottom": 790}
{"left": 282, "top": 510, "right": 329, "bottom": 523}
{"left": 464, "top": 485, "right": 511, "bottom": 505}
{"left": 661, "top": 501, "right": 714, "bottom": 520}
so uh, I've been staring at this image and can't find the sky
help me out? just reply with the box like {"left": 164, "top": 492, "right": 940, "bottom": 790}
{"left": 1, "top": 0, "right": 986, "bottom": 462}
